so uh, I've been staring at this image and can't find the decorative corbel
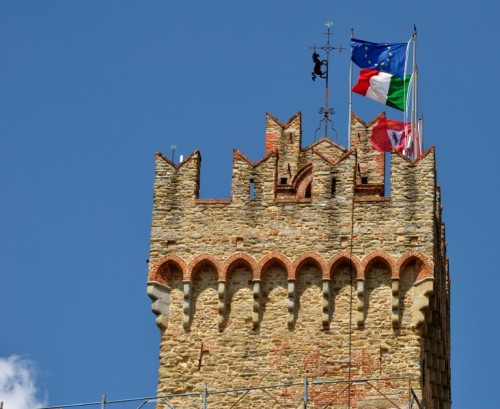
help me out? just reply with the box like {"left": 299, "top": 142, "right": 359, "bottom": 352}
{"left": 252, "top": 280, "right": 261, "bottom": 330}
{"left": 391, "top": 278, "right": 400, "bottom": 327}
{"left": 146, "top": 281, "right": 171, "bottom": 330}
{"left": 287, "top": 279, "right": 296, "bottom": 329}
{"left": 322, "top": 279, "right": 331, "bottom": 328}
{"left": 356, "top": 278, "right": 365, "bottom": 326}
{"left": 217, "top": 281, "right": 227, "bottom": 331}
{"left": 182, "top": 281, "right": 192, "bottom": 330}
{"left": 411, "top": 277, "right": 434, "bottom": 327}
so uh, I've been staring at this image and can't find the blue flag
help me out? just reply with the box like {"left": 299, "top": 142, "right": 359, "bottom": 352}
{"left": 351, "top": 38, "right": 408, "bottom": 79}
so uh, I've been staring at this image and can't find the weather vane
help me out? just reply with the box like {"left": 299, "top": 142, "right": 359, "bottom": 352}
{"left": 310, "top": 21, "right": 344, "bottom": 140}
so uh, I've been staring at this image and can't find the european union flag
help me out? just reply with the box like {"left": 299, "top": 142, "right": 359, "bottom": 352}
{"left": 351, "top": 38, "right": 408, "bottom": 79}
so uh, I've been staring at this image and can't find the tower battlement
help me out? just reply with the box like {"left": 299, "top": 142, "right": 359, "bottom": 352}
{"left": 147, "top": 112, "right": 450, "bottom": 409}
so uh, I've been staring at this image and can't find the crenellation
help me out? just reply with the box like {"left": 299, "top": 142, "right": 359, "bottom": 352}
{"left": 265, "top": 112, "right": 302, "bottom": 184}
{"left": 148, "top": 112, "right": 451, "bottom": 408}
{"left": 350, "top": 113, "right": 385, "bottom": 185}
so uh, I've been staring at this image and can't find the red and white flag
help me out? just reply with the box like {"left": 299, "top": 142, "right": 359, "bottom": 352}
{"left": 371, "top": 115, "right": 411, "bottom": 152}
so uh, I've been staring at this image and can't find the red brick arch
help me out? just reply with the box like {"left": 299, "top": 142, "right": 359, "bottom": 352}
{"left": 223, "top": 252, "right": 258, "bottom": 281}
{"left": 188, "top": 253, "right": 222, "bottom": 280}
{"left": 328, "top": 251, "right": 361, "bottom": 279}
{"left": 148, "top": 254, "right": 187, "bottom": 284}
{"left": 361, "top": 250, "right": 396, "bottom": 278}
{"left": 255, "top": 252, "right": 292, "bottom": 279}
{"left": 396, "top": 250, "right": 434, "bottom": 280}
{"left": 292, "top": 252, "right": 327, "bottom": 279}
{"left": 293, "top": 164, "right": 313, "bottom": 199}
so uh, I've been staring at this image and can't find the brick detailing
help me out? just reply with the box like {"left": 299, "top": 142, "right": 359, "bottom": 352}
{"left": 148, "top": 254, "right": 187, "bottom": 283}
{"left": 222, "top": 252, "right": 258, "bottom": 280}
{"left": 360, "top": 250, "right": 397, "bottom": 278}
{"left": 188, "top": 253, "right": 222, "bottom": 280}
{"left": 328, "top": 251, "right": 361, "bottom": 279}
{"left": 148, "top": 250, "right": 424, "bottom": 287}
{"left": 292, "top": 252, "right": 327, "bottom": 279}
{"left": 148, "top": 250, "right": 434, "bottom": 328}
{"left": 150, "top": 260, "right": 426, "bottom": 406}
{"left": 396, "top": 250, "right": 434, "bottom": 280}
{"left": 148, "top": 112, "right": 451, "bottom": 409}
{"left": 293, "top": 164, "right": 313, "bottom": 201}
{"left": 255, "top": 252, "right": 293, "bottom": 280}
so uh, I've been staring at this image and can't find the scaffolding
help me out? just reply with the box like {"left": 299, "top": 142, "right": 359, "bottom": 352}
{"left": 38, "top": 376, "right": 423, "bottom": 409}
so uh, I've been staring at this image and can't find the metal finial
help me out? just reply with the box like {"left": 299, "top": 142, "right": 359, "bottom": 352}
{"left": 309, "top": 23, "right": 344, "bottom": 141}
{"left": 170, "top": 145, "right": 177, "bottom": 162}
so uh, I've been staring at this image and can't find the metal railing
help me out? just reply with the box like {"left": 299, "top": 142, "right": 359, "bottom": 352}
{"left": 38, "top": 376, "right": 423, "bottom": 409}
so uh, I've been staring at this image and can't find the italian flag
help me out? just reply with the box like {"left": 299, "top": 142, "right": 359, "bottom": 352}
{"left": 371, "top": 115, "right": 411, "bottom": 152}
{"left": 352, "top": 69, "right": 410, "bottom": 111}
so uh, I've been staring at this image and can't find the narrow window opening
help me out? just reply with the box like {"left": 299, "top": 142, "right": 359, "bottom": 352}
{"left": 422, "top": 359, "right": 426, "bottom": 384}
{"left": 280, "top": 177, "right": 288, "bottom": 185}
{"left": 249, "top": 179, "right": 255, "bottom": 199}
{"left": 305, "top": 183, "right": 312, "bottom": 198}
{"left": 331, "top": 177, "right": 337, "bottom": 196}
{"left": 361, "top": 176, "right": 368, "bottom": 184}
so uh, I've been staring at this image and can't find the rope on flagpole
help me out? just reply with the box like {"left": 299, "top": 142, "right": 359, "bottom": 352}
{"left": 348, "top": 28, "right": 354, "bottom": 149}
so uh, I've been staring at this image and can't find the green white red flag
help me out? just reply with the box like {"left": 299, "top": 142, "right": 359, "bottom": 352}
{"left": 371, "top": 115, "right": 411, "bottom": 152}
{"left": 352, "top": 69, "right": 410, "bottom": 111}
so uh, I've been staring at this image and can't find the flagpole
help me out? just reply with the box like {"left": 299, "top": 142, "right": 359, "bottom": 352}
{"left": 403, "top": 73, "right": 414, "bottom": 158}
{"left": 348, "top": 28, "right": 354, "bottom": 149}
{"left": 402, "top": 34, "right": 412, "bottom": 158}
{"left": 404, "top": 35, "right": 412, "bottom": 125}
{"left": 412, "top": 25, "right": 419, "bottom": 158}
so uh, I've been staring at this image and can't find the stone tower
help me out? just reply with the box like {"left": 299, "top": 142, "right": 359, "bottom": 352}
{"left": 147, "top": 112, "right": 451, "bottom": 408}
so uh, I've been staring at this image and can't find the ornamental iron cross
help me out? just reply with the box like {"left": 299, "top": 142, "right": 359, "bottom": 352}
{"left": 310, "top": 22, "right": 344, "bottom": 140}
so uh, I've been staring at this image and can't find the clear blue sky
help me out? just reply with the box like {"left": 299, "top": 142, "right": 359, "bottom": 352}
{"left": 1, "top": 1, "right": 498, "bottom": 408}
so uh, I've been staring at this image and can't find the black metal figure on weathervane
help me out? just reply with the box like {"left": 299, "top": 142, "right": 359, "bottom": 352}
{"left": 310, "top": 22, "right": 344, "bottom": 141}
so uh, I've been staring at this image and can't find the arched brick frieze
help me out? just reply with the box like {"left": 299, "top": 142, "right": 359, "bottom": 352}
{"left": 294, "top": 252, "right": 323, "bottom": 330}
{"left": 255, "top": 252, "right": 292, "bottom": 279}
{"left": 396, "top": 251, "right": 435, "bottom": 328}
{"left": 148, "top": 254, "right": 187, "bottom": 284}
{"left": 396, "top": 251, "right": 434, "bottom": 280}
{"left": 362, "top": 250, "right": 393, "bottom": 329}
{"left": 147, "top": 254, "right": 186, "bottom": 330}
{"left": 328, "top": 251, "right": 361, "bottom": 279}
{"left": 188, "top": 253, "right": 222, "bottom": 281}
{"left": 360, "top": 250, "right": 396, "bottom": 278}
{"left": 292, "top": 252, "right": 327, "bottom": 279}
{"left": 223, "top": 252, "right": 258, "bottom": 281}
{"left": 328, "top": 252, "right": 363, "bottom": 326}
{"left": 220, "top": 253, "right": 257, "bottom": 330}
{"left": 258, "top": 252, "right": 290, "bottom": 330}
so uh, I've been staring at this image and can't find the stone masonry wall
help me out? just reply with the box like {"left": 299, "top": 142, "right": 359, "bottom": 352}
{"left": 147, "top": 113, "right": 451, "bottom": 409}
{"left": 154, "top": 263, "right": 423, "bottom": 408}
